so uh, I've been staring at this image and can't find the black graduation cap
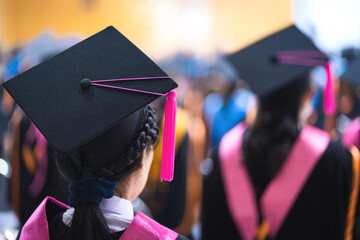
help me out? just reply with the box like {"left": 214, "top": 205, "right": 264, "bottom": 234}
{"left": 3, "top": 26, "right": 178, "bottom": 179}
{"left": 227, "top": 25, "right": 328, "bottom": 97}
{"left": 227, "top": 25, "right": 336, "bottom": 115}
{"left": 341, "top": 57, "right": 360, "bottom": 87}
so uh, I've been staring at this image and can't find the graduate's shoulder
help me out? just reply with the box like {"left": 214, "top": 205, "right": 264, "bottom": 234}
{"left": 323, "top": 138, "right": 352, "bottom": 164}
{"left": 318, "top": 138, "right": 353, "bottom": 176}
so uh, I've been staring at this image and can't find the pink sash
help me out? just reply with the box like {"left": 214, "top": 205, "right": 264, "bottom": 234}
{"left": 219, "top": 124, "right": 330, "bottom": 239}
{"left": 19, "top": 196, "right": 69, "bottom": 240}
{"left": 120, "top": 212, "right": 178, "bottom": 240}
{"left": 19, "top": 197, "right": 178, "bottom": 240}
{"left": 342, "top": 117, "right": 360, "bottom": 149}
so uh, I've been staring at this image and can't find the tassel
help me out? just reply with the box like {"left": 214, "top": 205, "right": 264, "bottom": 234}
{"left": 324, "top": 62, "right": 336, "bottom": 115}
{"left": 161, "top": 90, "right": 177, "bottom": 181}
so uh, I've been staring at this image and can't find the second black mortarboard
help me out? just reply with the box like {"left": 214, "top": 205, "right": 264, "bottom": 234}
{"left": 3, "top": 26, "right": 178, "bottom": 181}
{"left": 227, "top": 25, "right": 335, "bottom": 115}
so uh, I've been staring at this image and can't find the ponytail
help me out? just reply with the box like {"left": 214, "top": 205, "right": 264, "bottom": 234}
{"left": 69, "top": 204, "right": 113, "bottom": 240}
{"left": 243, "top": 111, "right": 300, "bottom": 183}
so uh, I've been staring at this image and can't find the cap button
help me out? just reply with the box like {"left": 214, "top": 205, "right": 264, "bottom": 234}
{"left": 270, "top": 55, "right": 279, "bottom": 64}
{"left": 80, "top": 78, "right": 92, "bottom": 88}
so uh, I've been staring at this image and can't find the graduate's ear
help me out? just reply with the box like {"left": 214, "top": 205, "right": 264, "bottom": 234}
{"left": 139, "top": 147, "right": 154, "bottom": 171}
{"left": 139, "top": 149, "right": 146, "bottom": 169}
{"left": 301, "top": 87, "right": 314, "bottom": 108}
{"left": 299, "top": 87, "right": 315, "bottom": 124}
{"left": 129, "top": 147, "right": 154, "bottom": 201}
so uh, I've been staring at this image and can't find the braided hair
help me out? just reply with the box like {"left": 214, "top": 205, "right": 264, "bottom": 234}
{"left": 54, "top": 104, "right": 159, "bottom": 240}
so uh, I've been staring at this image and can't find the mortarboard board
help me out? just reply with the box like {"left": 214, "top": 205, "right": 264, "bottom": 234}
{"left": 3, "top": 26, "right": 178, "bottom": 181}
{"left": 227, "top": 25, "right": 335, "bottom": 115}
{"left": 341, "top": 57, "right": 360, "bottom": 87}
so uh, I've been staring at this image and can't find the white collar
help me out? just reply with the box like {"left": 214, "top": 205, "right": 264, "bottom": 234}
{"left": 62, "top": 196, "right": 134, "bottom": 233}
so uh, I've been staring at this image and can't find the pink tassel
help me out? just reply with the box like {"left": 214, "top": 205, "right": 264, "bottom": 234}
{"left": 324, "top": 62, "right": 336, "bottom": 115}
{"left": 161, "top": 90, "right": 177, "bottom": 181}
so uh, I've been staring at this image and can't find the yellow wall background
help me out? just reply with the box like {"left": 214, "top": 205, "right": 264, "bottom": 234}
{"left": 0, "top": 0, "right": 292, "bottom": 59}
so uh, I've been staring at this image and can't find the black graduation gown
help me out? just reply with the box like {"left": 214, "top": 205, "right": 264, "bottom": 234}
{"left": 201, "top": 137, "right": 360, "bottom": 240}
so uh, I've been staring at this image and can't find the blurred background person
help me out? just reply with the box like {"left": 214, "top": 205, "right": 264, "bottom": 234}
{"left": 201, "top": 25, "right": 359, "bottom": 240}
{"left": 202, "top": 54, "right": 256, "bottom": 154}
{"left": 340, "top": 53, "right": 360, "bottom": 150}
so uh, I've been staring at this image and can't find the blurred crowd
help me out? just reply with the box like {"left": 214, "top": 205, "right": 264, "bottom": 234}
{"left": 1, "top": 28, "right": 360, "bottom": 240}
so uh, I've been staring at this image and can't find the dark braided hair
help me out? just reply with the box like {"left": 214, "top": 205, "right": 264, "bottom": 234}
{"left": 243, "top": 73, "right": 311, "bottom": 198}
{"left": 54, "top": 104, "right": 159, "bottom": 240}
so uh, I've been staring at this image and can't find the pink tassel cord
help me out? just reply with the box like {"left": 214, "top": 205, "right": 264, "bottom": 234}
{"left": 324, "top": 62, "right": 336, "bottom": 115}
{"left": 87, "top": 76, "right": 177, "bottom": 181}
{"left": 276, "top": 51, "right": 336, "bottom": 116}
{"left": 161, "top": 90, "right": 177, "bottom": 182}
{"left": 90, "top": 76, "right": 171, "bottom": 96}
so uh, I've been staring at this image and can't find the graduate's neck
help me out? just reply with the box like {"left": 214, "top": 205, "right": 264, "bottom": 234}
{"left": 113, "top": 147, "right": 154, "bottom": 201}
{"left": 114, "top": 178, "right": 133, "bottom": 200}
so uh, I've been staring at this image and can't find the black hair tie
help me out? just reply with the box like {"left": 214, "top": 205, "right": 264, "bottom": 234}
{"left": 68, "top": 178, "right": 116, "bottom": 208}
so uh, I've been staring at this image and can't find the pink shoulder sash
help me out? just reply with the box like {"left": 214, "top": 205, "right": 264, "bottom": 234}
{"left": 19, "top": 196, "right": 69, "bottom": 240}
{"left": 20, "top": 197, "right": 178, "bottom": 240}
{"left": 219, "top": 124, "right": 330, "bottom": 239}
{"left": 120, "top": 212, "right": 178, "bottom": 240}
{"left": 342, "top": 117, "right": 360, "bottom": 149}
{"left": 219, "top": 124, "right": 256, "bottom": 240}
{"left": 19, "top": 197, "right": 177, "bottom": 240}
